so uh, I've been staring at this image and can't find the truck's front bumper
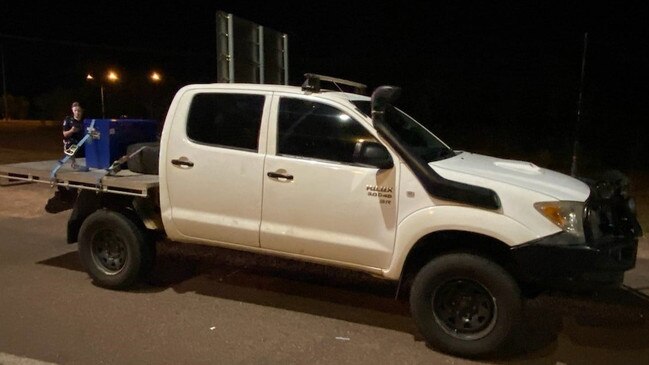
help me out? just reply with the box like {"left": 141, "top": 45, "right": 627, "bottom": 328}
{"left": 512, "top": 171, "right": 643, "bottom": 290}
{"left": 511, "top": 232, "right": 638, "bottom": 288}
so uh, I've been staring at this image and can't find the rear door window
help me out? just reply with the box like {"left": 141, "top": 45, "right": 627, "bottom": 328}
{"left": 187, "top": 93, "right": 265, "bottom": 151}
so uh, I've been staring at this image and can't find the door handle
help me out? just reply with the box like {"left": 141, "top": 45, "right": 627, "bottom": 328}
{"left": 171, "top": 159, "right": 194, "bottom": 167}
{"left": 267, "top": 171, "right": 293, "bottom": 180}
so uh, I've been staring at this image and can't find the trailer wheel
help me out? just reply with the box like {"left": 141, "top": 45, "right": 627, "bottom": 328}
{"left": 409, "top": 253, "right": 521, "bottom": 357}
{"left": 78, "top": 209, "right": 154, "bottom": 289}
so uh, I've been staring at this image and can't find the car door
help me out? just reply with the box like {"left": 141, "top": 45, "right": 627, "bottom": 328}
{"left": 165, "top": 89, "right": 270, "bottom": 247}
{"left": 260, "top": 94, "right": 398, "bottom": 269}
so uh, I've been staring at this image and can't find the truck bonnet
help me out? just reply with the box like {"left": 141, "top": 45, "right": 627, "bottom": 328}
{"left": 430, "top": 152, "right": 591, "bottom": 201}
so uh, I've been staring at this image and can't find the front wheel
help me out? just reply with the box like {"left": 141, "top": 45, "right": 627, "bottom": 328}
{"left": 409, "top": 253, "right": 522, "bottom": 357}
{"left": 78, "top": 209, "right": 155, "bottom": 289}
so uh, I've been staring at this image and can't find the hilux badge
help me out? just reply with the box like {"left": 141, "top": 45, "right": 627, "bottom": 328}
{"left": 366, "top": 185, "right": 393, "bottom": 204}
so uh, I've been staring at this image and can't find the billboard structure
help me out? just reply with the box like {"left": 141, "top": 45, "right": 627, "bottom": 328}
{"left": 216, "top": 12, "right": 289, "bottom": 85}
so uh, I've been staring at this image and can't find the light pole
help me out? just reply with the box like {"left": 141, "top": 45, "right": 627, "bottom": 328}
{"left": 1, "top": 45, "right": 8, "bottom": 121}
{"left": 87, "top": 70, "right": 119, "bottom": 118}
{"left": 85, "top": 74, "right": 103, "bottom": 117}
{"left": 149, "top": 71, "right": 162, "bottom": 120}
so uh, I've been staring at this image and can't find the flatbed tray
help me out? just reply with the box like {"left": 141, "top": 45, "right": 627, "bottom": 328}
{"left": 0, "top": 159, "right": 158, "bottom": 197}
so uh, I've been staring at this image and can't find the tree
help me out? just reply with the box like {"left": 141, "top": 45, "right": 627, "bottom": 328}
{"left": 0, "top": 93, "right": 30, "bottom": 120}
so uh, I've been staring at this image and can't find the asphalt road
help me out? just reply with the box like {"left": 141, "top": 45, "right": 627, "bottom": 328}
{"left": 1, "top": 183, "right": 649, "bottom": 365}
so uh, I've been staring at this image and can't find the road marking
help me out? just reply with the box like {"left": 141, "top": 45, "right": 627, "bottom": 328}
{"left": 0, "top": 352, "right": 58, "bottom": 365}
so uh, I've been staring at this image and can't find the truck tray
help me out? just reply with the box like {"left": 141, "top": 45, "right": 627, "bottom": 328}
{"left": 0, "top": 159, "right": 159, "bottom": 197}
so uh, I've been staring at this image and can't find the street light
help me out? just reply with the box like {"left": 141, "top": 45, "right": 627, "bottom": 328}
{"left": 86, "top": 70, "right": 119, "bottom": 118}
{"left": 150, "top": 71, "right": 161, "bottom": 83}
{"left": 108, "top": 71, "right": 119, "bottom": 82}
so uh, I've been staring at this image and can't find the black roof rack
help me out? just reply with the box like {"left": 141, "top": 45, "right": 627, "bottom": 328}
{"left": 301, "top": 73, "right": 367, "bottom": 95}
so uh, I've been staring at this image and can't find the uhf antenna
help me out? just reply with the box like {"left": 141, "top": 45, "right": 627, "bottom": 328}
{"left": 571, "top": 32, "right": 588, "bottom": 177}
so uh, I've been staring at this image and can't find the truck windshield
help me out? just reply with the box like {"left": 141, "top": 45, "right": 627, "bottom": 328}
{"left": 352, "top": 100, "right": 456, "bottom": 162}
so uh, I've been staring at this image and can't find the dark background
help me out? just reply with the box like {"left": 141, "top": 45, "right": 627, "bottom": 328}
{"left": 1, "top": 0, "right": 648, "bottom": 173}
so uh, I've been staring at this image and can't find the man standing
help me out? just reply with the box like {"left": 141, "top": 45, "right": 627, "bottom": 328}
{"left": 62, "top": 101, "right": 85, "bottom": 167}
{"left": 46, "top": 101, "right": 85, "bottom": 213}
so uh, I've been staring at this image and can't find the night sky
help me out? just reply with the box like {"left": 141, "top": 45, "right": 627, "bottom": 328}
{"left": 1, "top": 1, "right": 648, "bottom": 172}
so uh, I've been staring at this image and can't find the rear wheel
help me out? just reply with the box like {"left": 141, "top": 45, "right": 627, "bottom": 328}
{"left": 78, "top": 209, "right": 155, "bottom": 289}
{"left": 410, "top": 253, "right": 521, "bottom": 357}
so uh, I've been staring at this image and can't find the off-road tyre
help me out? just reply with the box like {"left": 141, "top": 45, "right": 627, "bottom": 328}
{"left": 410, "top": 253, "right": 522, "bottom": 357}
{"left": 78, "top": 209, "right": 155, "bottom": 289}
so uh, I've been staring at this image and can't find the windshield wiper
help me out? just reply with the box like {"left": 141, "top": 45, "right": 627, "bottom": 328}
{"left": 438, "top": 148, "right": 456, "bottom": 159}
{"left": 423, "top": 147, "right": 456, "bottom": 162}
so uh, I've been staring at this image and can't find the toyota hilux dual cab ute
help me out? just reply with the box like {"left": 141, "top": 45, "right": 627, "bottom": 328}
{"left": 0, "top": 74, "right": 641, "bottom": 357}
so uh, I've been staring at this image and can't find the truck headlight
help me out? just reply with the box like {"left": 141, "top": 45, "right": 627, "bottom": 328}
{"left": 534, "top": 201, "right": 585, "bottom": 240}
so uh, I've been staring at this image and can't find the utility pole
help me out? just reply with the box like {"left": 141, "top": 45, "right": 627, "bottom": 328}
{"left": 571, "top": 32, "right": 588, "bottom": 177}
{"left": 101, "top": 84, "right": 105, "bottom": 118}
{"left": 1, "top": 44, "right": 8, "bottom": 121}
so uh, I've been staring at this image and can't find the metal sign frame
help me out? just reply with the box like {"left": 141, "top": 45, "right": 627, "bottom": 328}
{"left": 216, "top": 11, "right": 289, "bottom": 85}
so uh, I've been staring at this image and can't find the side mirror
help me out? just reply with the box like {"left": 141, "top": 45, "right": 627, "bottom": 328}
{"left": 353, "top": 140, "right": 394, "bottom": 169}
{"left": 371, "top": 86, "right": 402, "bottom": 117}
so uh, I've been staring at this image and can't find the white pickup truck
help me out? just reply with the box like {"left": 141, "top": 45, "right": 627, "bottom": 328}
{"left": 0, "top": 74, "right": 641, "bottom": 357}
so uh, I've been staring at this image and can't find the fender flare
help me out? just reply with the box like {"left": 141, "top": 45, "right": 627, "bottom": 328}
{"left": 382, "top": 205, "right": 544, "bottom": 280}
